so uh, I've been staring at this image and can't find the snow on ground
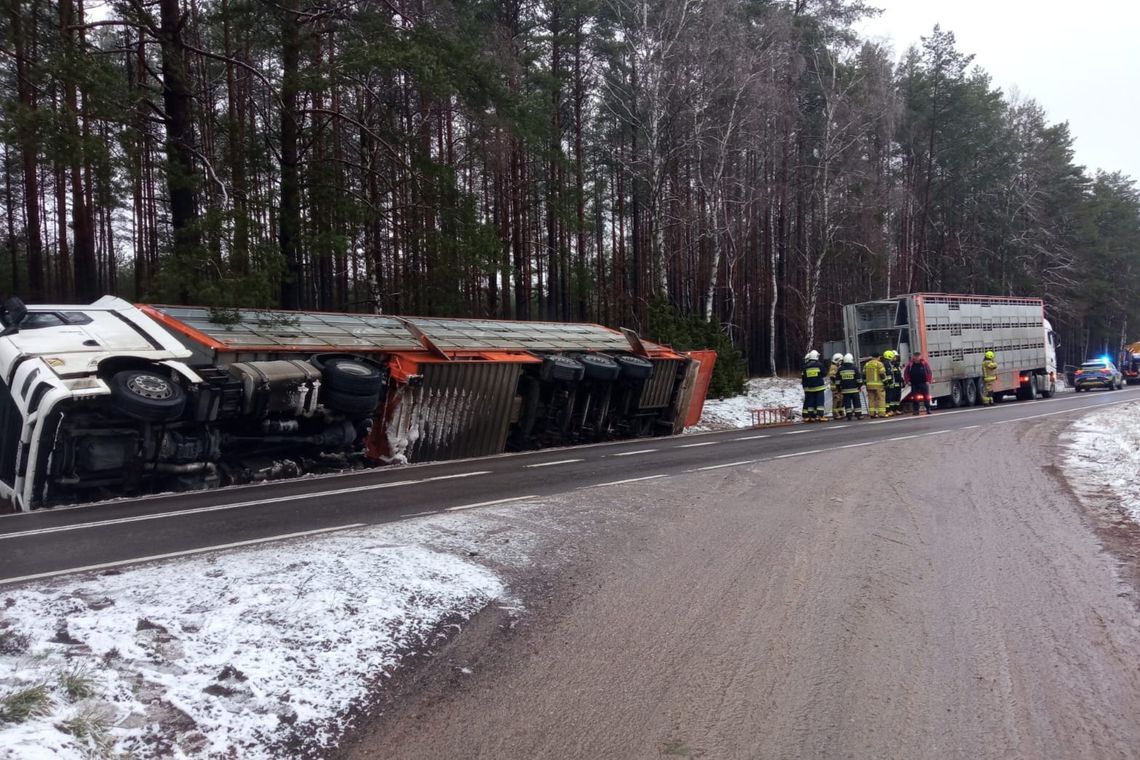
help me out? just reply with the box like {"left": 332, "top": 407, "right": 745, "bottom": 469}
{"left": 689, "top": 377, "right": 802, "bottom": 432}
{"left": 1065, "top": 400, "right": 1140, "bottom": 525}
{"left": 0, "top": 508, "right": 550, "bottom": 759}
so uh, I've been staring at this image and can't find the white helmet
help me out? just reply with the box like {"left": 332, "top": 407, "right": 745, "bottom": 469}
{"left": 832, "top": 353, "right": 843, "bottom": 363}
{"left": 843, "top": 353, "right": 854, "bottom": 363}
{"left": 806, "top": 350, "right": 820, "bottom": 361}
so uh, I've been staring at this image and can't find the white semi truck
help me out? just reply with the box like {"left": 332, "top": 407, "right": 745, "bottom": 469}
{"left": 841, "top": 293, "right": 1058, "bottom": 408}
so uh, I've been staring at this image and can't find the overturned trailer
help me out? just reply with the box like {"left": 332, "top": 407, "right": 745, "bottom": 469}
{"left": 0, "top": 296, "right": 714, "bottom": 511}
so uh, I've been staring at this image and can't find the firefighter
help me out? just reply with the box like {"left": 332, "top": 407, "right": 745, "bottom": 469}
{"left": 863, "top": 352, "right": 887, "bottom": 418}
{"left": 801, "top": 350, "right": 827, "bottom": 422}
{"left": 904, "top": 351, "right": 935, "bottom": 415}
{"left": 883, "top": 350, "right": 903, "bottom": 416}
{"left": 982, "top": 350, "right": 999, "bottom": 405}
{"left": 828, "top": 353, "right": 845, "bottom": 420}
{"left": 838, "top": 352, "right": 864, "bottom": 420}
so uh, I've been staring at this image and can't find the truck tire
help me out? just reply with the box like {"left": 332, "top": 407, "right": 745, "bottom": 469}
{"left": 319, "top": 358, "right": 385, "bottom": 396}
{"left": 323, "top": 388, "right": 381, "bottom": 416}
{"left": 540, "top": 355, "right": 585, "bottom": 384}
{"left": 964, "top": 378, "right": 979, "bottom": 406}
{"left": 578, "top": 354, "right": 620, "bottom": 382}
{"left": 947, "top": 381, "right": 964, "bottom": 408}
{"left": 109, "top": 369, "right": 187, "bottom": 422}
{"left": 614, "top": 355, "right": 653, "bottom": 382}
{"left": 1026, "top": 374, "right": 1038, "bottom": 400}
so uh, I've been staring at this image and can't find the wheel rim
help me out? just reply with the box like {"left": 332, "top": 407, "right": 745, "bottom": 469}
{"left": 127, "top": 373, "right": 173, "bottom": 400}
{"left": 336, "top": 362, "right": 372, "bottom": 377}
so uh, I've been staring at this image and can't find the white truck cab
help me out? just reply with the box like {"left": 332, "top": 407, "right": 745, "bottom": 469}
{"left": 0, "top": 296, "right": 381, "bottom": 512}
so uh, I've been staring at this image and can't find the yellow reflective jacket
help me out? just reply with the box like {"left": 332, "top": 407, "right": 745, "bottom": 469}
{"left": 983, "top": 358, "right": 998, "bottom": 381}
{"left": 863, "top": 358, "right": 886, "bottom": 388}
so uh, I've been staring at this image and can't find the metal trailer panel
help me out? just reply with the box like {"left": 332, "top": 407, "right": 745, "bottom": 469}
{"left": 639, "top": 359, "right": 684, "bottom": 410}
{"left": 402, "top": 361, "right": 523, "bottom": 463}
{"left": 682, "top": 350, "right": 718, "bottom": 428}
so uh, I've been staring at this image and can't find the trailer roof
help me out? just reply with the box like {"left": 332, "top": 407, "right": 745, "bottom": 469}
{"left": 141, "top": 305, "right": 648, "bottom": 355}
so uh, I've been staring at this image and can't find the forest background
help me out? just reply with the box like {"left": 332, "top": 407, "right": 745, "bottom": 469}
{"left": 2, "top": 0, "right": 1138, "bottom": 395}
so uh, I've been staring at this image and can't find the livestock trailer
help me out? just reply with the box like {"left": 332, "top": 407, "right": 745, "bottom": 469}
{"left": 841, "top": 293, "right": 1057, "bottom": 407}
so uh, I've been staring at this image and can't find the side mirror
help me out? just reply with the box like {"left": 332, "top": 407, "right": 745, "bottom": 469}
{"left": 0, "top": 297, "right": 27, "bottom": 335}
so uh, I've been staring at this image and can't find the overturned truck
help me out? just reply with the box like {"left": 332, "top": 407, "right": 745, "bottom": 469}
{"left": 0, "top": 296, "right": 715, "bottom": 511}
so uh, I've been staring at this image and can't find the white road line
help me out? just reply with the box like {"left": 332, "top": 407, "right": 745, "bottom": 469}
{"left": 445, "top": 495, "right": 539, "bottom": 512}
{"left": 694, "top": 460, "right": 757, "bottom": 472}
{"left": 0, "top": 471, "right": 494, "bottom": 541}
{"left": 678, "top": 441, "right": 718, "bottom": 448}
{"left": 582, "top": 474, "right": 668, "bottom": 489}
{"left": 612, "top": 449, "right": 658, "bottom": 457}
{"left": 734, "top": 434, "right": 770, "bottom": 441}
{"left": 423, "top": 471, "right": 493, "bottom": 482}
{"left": 526, "top": 459, "right": 583, "bottom": 468}
{"left": 0, "top": 523, "right": 366, "bottom": 586}
{"left": 784, "top": 430, "right": 809, "bottom": 435}
{"left": 835, "top": 441, "right": 877, "bottom": 449}
{"left": 887, "top": 434, "right": 920, "bottom": 442}
{"left": 773, "top": 449, "right": 826, "bottom": 459}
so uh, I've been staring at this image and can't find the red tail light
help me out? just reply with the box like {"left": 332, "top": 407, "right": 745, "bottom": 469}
{"left": 1075, "top": 370, "right": 1084, "bottom": 376}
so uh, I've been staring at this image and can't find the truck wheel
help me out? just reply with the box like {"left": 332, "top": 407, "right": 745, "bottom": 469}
{"left": 110, "top": 369, "right": 187, "bottom": 422}
{"left": 947, "top": 381, "right": 963, "bottom": 408}
{"left": 614, "top": 355, "right": 654, "bottom": 382}
{"left": 324, "top": 388, "right": 381, "bottom": 416}
{"left": 577, "top": 354, "right": 621, "bottom": 382}
{"left": 540, "top": 355, "right": 585, "bottom": 384}
{"left": 1027, "top": 374, "right": 1038, "bottom": 399}
{"left": 320, "top": 358, "right": 385, "bottom": 396}
{"left": 964, "top": 378, "right": 979, "bottom": 406}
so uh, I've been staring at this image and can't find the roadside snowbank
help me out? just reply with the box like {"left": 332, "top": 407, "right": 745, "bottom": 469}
{"left": 690, "top": 377, "right": 801, "bottom": 431}
{"left": 0, "top": 510, "right": 544, "bottom": 759}
{"left": 1065, "top": 401, "right": 1140, "bottom": 524}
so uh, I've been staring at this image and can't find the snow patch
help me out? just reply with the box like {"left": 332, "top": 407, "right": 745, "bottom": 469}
{"left": 688, "top": 377, "right": 802, "bottom": 432}
{"left": 0, "top": 508, "right": 550, "bottom": 759}
{"left": 1064, "top": 400, "right": 1140, "bottom": 524}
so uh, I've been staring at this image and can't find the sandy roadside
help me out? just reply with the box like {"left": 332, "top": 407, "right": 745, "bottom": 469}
{"left": 338, "top": 415, "right": 1140, "bottom": 760}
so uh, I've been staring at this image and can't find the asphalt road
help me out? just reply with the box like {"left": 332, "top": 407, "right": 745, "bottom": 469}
{"left": 339, "top": 385, "right": 1140, "bottom": 760}
{"left": 2, "top": 386, "right": 1137, "bottom": 585}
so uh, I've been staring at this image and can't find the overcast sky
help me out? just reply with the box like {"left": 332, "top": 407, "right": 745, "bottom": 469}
{"left": 857, "top": 0, "right": 1140, "bottom": 185}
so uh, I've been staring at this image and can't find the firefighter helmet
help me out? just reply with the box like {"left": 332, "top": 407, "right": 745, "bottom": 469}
{"left": 843, "top": 353, "right": 854, "bottom": 363}
{"left": 832, "top": 353, "right": 843, "bottom": 363}
{"left": 985, "top": 350, "right": 995, "bottom": 359}
{"left": 806, "top": 350, "right": 820, "bottom": 361}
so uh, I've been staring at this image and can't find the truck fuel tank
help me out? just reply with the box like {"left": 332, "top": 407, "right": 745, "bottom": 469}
{"left": 228, "top": 360, "right": 322, "bottom": 418}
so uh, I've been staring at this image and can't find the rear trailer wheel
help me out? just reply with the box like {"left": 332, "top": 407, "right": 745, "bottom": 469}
{"left": 947, "top": 381, "right": 964, "bottom": 408}
{"left": 109, "top": 369, "right": 186, "bottom": 422}
{"left": 964, "top": 378, "right": 979, "bottom": 406}
{"left": 577, "top": 354, "right": 621, "bottom": 382}
{"left": 614, "top": 355, "right": 654, "bottom": 382}
{"left": 540, "top": 355, "right": 586, "bottom": 384}
{"left": 1027, "top": 374, "right": 1038, "bottom": 399}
